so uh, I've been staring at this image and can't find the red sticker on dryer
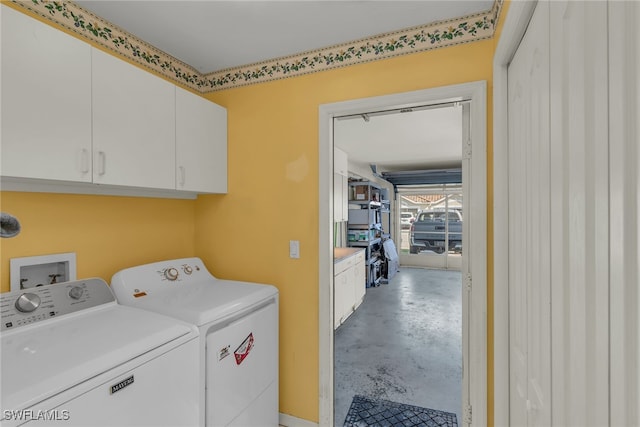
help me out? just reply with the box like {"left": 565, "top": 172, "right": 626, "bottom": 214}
{"left": 234, "top": 333, "right": 254, "bottom": 365}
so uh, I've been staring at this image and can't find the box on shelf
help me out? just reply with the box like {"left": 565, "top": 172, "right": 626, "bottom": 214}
{"left": 348, "top": 209, "right": 380, "bottom": 225}
{"left": 347, "top": 229, "right": 376, "bottom": 242}
{"left": 353, "top": 184, "right": 369, "bottom": 201}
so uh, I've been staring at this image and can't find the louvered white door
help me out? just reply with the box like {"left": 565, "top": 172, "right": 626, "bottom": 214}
{"left": 608, "top": 1, "right": 640, "bottom": 426}
{"left": 548, "top": 1, "right": 610, "bottom": 425}
{"left": 507, "top": 2, "right": 551, "bottom": 425}
{"left": 500, "top": 0, "right": 638, "bottom": 425}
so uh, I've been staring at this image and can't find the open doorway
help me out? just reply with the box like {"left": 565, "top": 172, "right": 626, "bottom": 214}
{"left": 318, "top": 82, "right": 487, "bottom": 426}
{"left": 332, "top": 104, "right": 465, "bottom": 425}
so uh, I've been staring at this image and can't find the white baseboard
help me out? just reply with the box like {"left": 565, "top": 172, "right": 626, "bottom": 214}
{"left": 279, "top": 413, "right": 318, "bottom": 427}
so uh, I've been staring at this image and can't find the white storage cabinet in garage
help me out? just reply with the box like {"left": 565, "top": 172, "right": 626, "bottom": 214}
{"left": 334, "top": 248, "right": 366, "bottom": 329}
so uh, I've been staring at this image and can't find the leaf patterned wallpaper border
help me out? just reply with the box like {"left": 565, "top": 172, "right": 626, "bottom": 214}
{"left": 11, "top": 0, "right": 504, "bottom": 93}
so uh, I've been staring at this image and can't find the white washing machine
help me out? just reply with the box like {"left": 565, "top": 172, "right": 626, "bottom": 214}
{"left": 110, "top": 257, "right": 279, "bottom": 427}
{"left": 1, "top": 278, "right": 200, "bottom": 427}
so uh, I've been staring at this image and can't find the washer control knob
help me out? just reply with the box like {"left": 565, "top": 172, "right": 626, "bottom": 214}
{"left": 183, "top": 265, "right": 193, "bottom": 275}
{"left": 15, "top": 293, "right": 41, "bottom": 313}
{"left": 164, "top": 268, "right": 179, "bottom": 281}
{"left": 68, "top": 286, "right": 84, "bottom": 300}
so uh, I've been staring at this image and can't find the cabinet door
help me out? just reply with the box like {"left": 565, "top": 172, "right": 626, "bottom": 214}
{"left": 334, "top": 270, "right": 348, "bottom": 329}
{"left": 176, "top": 87, "right": 227, "bottom": 193}
{"left": 353, "top": 255, "right": 366, "bottom": 308}
{"left": 344, "top": 268, "right": 356, "bottom": 317}
{"left": 1, "top": 6, "right": 92, "bottom": 182}
{"left": 92, "top": 48, "right": 175, "bottom": 189}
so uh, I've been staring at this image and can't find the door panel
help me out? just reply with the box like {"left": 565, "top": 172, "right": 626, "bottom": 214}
{"left": 508, "top": 1, "right": 611, "bottom": 425}
{"left": 608, "top": 1, "right": 640, "bottom": 425}
{"left": 507, "top": 1, "right": 551, "bottom": 425}
{"left": 549, "top": 1, "right": 609, "bottom": 425}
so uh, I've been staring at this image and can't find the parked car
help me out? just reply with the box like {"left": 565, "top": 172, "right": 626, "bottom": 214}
{"left": 400, "top": 212, "right": 415, "bottom": 229}
{"left": 409, "top": 209, "right": 462, "bottom": 254}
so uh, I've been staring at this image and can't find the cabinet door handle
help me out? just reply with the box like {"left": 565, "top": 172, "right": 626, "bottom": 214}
{"left": 178, "top": 166, "right": 186, "bottom": 187}
{"left": 80, "top": 149, "right": 89, "bottom": 173}
{"left": 97, "top": 151, "right": 106, "bottom": 176}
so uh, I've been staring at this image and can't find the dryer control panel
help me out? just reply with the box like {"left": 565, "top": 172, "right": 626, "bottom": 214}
{"left": 156, "top": 260, "right": 205, "bottom": 283}
{"left": 0, "top": 278, "right": 115, "bottom": 332}
{"left": 111, "top": 257, "right": 216, "bottom": 304}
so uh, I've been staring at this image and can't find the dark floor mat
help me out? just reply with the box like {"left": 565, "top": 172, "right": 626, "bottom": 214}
{"left": 344, "top": 395, "right": 458, "bottom": 427}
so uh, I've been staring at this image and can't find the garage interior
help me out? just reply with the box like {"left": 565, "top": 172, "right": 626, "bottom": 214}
{"left": 333, "top": 104, "right": 465, "bottom": 425}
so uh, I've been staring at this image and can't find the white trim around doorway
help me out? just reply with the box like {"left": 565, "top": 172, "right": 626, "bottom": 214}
{"left": 319, "top": 81, "right": 487, "bottom": 426}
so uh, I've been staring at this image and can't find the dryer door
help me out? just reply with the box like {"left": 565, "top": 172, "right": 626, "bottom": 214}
{"left": 206, "top": 300, "right": 278, "bottom": 427}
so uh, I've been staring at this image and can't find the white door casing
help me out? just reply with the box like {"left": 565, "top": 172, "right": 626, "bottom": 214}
{"left": 319, "top": 81, "right": 486, "bottom": 426}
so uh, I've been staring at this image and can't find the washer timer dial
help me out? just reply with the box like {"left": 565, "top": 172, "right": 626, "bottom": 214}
{"left": 68, "top": 286, "right": 84, "bottom": 300}
{"left": 15, "top": 293, "right": 41, "bottom": 313}
{"left": 164, "top": 268, "right": 179, "bottom": 281}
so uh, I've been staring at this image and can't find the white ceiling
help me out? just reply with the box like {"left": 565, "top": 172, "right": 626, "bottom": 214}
{"left": 75, "top": 1, "right": 494, "bottom": 74}
{"left": 74, "top": 0, "right": 489, "bottom": 173}
{"left": 334, "top": 105, "right": 463, "bottom": 173}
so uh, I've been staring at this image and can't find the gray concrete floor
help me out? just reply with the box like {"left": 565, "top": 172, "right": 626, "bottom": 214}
{"left": 334, "top": 267, "right": 462, "bottom": 426}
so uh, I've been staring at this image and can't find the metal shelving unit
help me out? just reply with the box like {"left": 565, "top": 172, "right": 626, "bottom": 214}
{"left": 347, "top": 181, "right": 389, "bottom": 287}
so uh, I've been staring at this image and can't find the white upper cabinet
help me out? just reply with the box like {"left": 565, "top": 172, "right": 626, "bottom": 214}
{"left": 175, "top": 87, "right": 227, "bottom": 193}
{"left": 92, "top": 48, "right": 176, "bottom": 190}
{"left": 1, "top": 6, "right": 228, "bottom": 197}
{"left": 1, "top": 5, "right": 92, "bottom": 182}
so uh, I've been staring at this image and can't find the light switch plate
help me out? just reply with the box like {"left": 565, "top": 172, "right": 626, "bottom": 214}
{"left": 289, "top": 240, "right": 300, "bottom": 259}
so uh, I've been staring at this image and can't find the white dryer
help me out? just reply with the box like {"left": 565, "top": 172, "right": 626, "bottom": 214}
{"left": 110, "top": 257, "right": 279, "bottom": 427}
{"left": 1, "top": 278, "right": 200, "bottom": 427}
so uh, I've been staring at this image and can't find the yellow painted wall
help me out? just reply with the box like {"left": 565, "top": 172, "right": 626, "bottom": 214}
{"left": 198, "top": 37, "right": 496, "bottom": 422}
{"left": 0, "top": 192, "right": 196, "bottom": 291}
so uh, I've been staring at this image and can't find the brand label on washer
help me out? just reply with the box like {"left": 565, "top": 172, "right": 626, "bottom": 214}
{"left": 218, "top": 345, "right": 231, "bottom": 361}
{"left": 234, "top": 333, "right": 254, "bottom": 365}
{"left": 110, "top": 375, "right": 134, "bottom": 394}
